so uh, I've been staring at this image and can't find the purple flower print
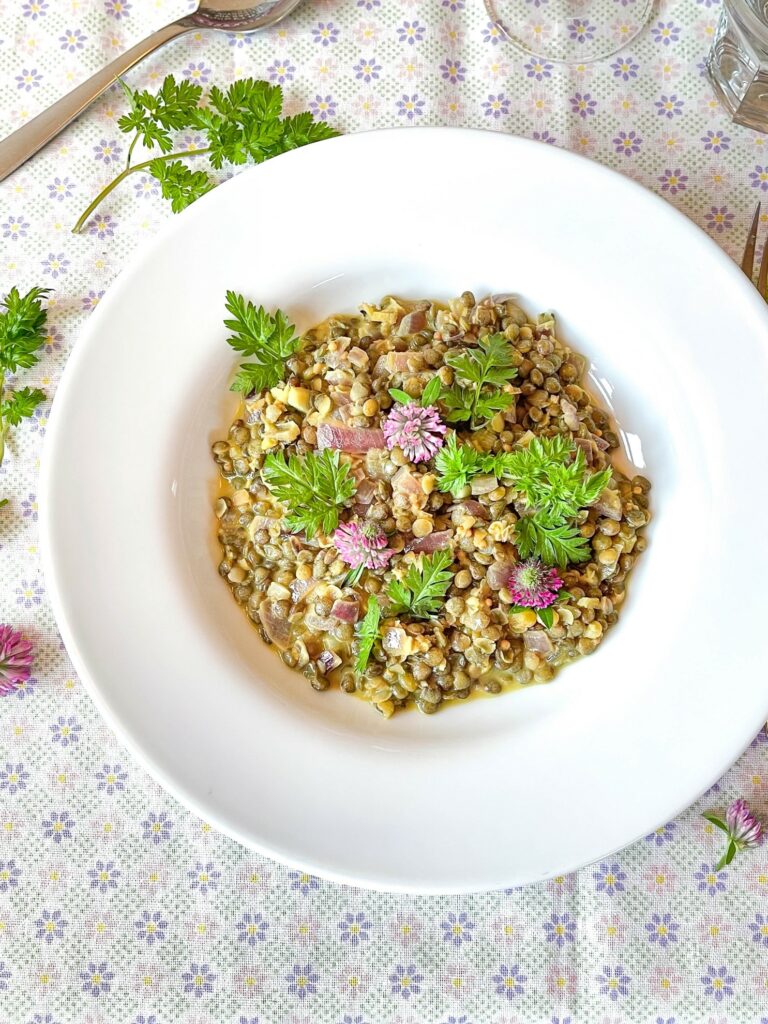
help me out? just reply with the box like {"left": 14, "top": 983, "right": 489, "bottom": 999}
{"left": 104, "top": 0, "right": 131, "bottom": 19}
{"left": 21, "top": 494, "right": 38, "bottom": 520}
{"left": 48, "top": 176, "right": 75, "bottom": 200}
{"left": 0, "top": 962, "right": 10, "bottom": 991}
{"left": 142, "top": 811, "right": 173, "bottom": 844}
{"left": 442, "top": 0, "right": 465, "bottom": 8}
{"left": 543, "top": 913, "right": 576, "bottom": 947}
{"left": 390, "top": 963, "right": 423, "bottom": 999}
{"left": 28, "top": 405, "right": 47, "bottom": 435}
{"left": 133, "top": 175, "right": 159, "bottom": 199}
{"left": 50, "top": 715, "right": 80, "bottom": 746}
{"left": 702, "top": 130, "right": 730, "bottom": 153}
{"left": 44, "top": 327, "right": 63, "bottom": 353}
{"left": 227, "top": 32, "right": 252, "bottom": 47}
{"left": 398, "top": 21, "right": 425, "bottom": 45}
{"left": 35, "top": 909, "right": 67, "bottom": 943}
{"left": 16, "top": 68, "right": 42, "bottom": 91}
{"left": 695, "top": 862, "right": 728, "bottom": 894}
{"left": 701, "top": 965, "right": 735, "bottom": 1001}
{"left": 339, "top": 912, "right": 372, "bottom": 946}
{"left": 492, "top": 963, "right": 526, "bottom": 999}
{"left": 593, "top": 862, "right": 626, "bottom": 894}
{"left": 357, "top": 0, "right": 381, "bottom": 7}
{"left": 313, "top": 22, "right": 339, "bottom": 46}
{"left": 525, "top": 58, "right": 553, "bottom": 80}
{"left": 59, "top": 28, "right": 87, "bottom": 52}
{"left": 397, "top": 94, "right": 425, "bottom": 120}
{"left": 288, "top": 870, "right": 319, "bottom": 895}
{"left": 134, "top": 910, "right": 168, "bottom": 945}
{"left": 354, "top": 56, "right": 381, "bottom": 82}
{"left": 655, "top": 95, "right": 684, "bottom": 119}
{"left": 653, "top": 20, "right": 681, "bottom": 44}
{"left": 0, "top": 763, "right": 29, "bottom": 794}
{"left": 0, "top": 860, "right": 21, "bottom": 891}
{"left": 748, "top": 912, "right": 768, "bottom": 947}
{"left": 309, "top": 95, "right": 337, "bottom": 122}
{"left": 41, "top": 253, "right": 69, "bottom": 279}
{"left": 2, "top": 215, "right": 29, "bottom": 240}
{"left": 611, "top": 55, "right": 639, "bottom": 80}
{"left": 12, "top": 674, "right": 38, "bottom": 700}
{"left": 93, "top": 139, "right": 122, "bottom": 165}
{"left": 571, "top": 93, "right": 597, "bottom": 118}
{"left": 82, "top": 290, "right": 105, "bottom": 313}
{"left": 598, "top": 964, "right": 630, "bottom": 1000}
{"left": 482, "top": 21, "right": 502, "bottom": 44}
{"left": 441, "top": 912, "right": 475, "bottom": 947}
{"left": 88, "top": 859, "right": 120, "bottom": 893}
{"left": 613, "top": 130, "right": 642, "bottom": 156}
{"left": 87, "top": 214, "right": 115, "bottom": 239}
{"left": 189, "top": 861, "right": 221, "bottom": 894}
{"left": 440, "top": 57, "right": 466, "bottom": 83}
{"left": 23, "top": 1, "right": 49, "bottom": 18}
{"left": 568, "top": 19, "right": 596, "bottom": 41}
{"left": 659, "top": 169, "right": 688, "bottom": 194}
{"left": 286, "top": 963, "right": 319, "bottom": 999}
{"left": 646, "top": 913, "right": 679, "bottom": 947}
{"left": 42, "top": 811, "right": 74, "bottom": 843}
{"left": 750, "top": 165, "right": 768, "bottom": 191}
{"left": 182, "top": 962, "right": 216, "bottom": 998}
{"left": 483, "top": 93, "right": 511, "bottom": 118}
{"left": 533, "top": 130, "right": 557, "bottom": 144}
{"left": 182, "top": 61, "right": 211, "bottom": 84}
{"left": 705, "top": 206, "right": 734, "bottom": 233}
{"left": 268, "top": 58, "right": 296, "bottom": 83}
{"left": 236, "top": 912, "right": 269, "bottom": 946}
{"left": 95, "top": 764, "right": 127, "bottom": 794}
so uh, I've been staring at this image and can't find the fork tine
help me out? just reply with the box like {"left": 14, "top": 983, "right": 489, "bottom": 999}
{"left": 742, "top": 202, "right": 761, "bottom": 278}
{"left": 758, "top": 236, "right": 768, "bottom": 300}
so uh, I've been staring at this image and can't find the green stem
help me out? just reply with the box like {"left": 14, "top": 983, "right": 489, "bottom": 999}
{"left": 125, "top": 132, "right": 141, "bottom": 170}
{"left": 71, "top": 148, "right": 212, "bottom": 234}
{"left": 0, "top": 369, "right": 5, "bottom": 467}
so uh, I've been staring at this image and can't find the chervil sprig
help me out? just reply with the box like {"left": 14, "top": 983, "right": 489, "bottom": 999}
{"left": 354, "top": 595, "right": 381, "bottom": 674}
{"left": 0, "top": 286, "right": 49, "bottom": 477}
{"left": 386, "top": 549, "right": 455, "bottom": 619}
{"left": 434, "top": 433, "right": 486, "bottom": 498}
{"left": 73, "top": 77, "right": 339, "bottom": 233}
{"left": 261, "top": 449, "right": 356, "bottom": 539}
{"left": 441, "top": 333, "right": 517, "bottom": 429}
{"left": 224, "top": 292, "right": 300, "bottom": 394}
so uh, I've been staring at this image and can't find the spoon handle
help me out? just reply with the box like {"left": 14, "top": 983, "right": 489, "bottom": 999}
{"left": 0, "top": 19, "right": 191, "bottom": 184}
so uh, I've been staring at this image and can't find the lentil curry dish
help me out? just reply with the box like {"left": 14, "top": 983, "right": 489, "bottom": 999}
{"left": 212, "top": 291, "right": 650, "bottom": 717}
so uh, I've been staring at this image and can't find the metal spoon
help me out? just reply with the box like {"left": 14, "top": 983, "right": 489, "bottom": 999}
{"left": 0, "top": 0, "right": 303, "bottom": 183}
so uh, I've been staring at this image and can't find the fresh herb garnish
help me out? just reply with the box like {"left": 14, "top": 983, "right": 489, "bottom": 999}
{"left": 224, "top": 291, "right": 299, "bottom": 394}
{"left": 261, "top": 448, "right": 356, "bottom": 539}
{"left": 441, "top": 333, "right": 517, "bottom": 429}
{"left": 386, "top": 549, "right": 455, "bottom": 619}
{"left": 0, "top": 286, "right": 49, "bottom": 475}
{"left": 354, "top": 594, "right": 381, "bottom": 674}
{"left": 389, "top": 375, "right": 442, "bottom": 408}
{"left": 434, "top": 433, "right": 486, "bottom": 498}
{"left": 73, "top": 77, "right": 339, "bottom": 233}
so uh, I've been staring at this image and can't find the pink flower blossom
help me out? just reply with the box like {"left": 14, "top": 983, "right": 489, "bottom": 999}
{"left": 697, "top": 914, "right": 733, "bottom": 946}
{"left": 611, "top": 91, "right": 638, "bottom": 118}
{"left": 546, "top": 872, "right": 576, "bottom": 894}
{"left": 333, "top": 963, "right": 371, "bottom": 999}
{"left": 332, "top": 521, "right": 394, "bottom": 570}
{"left": 441, "top": 961, "right": 476, "bottom": 999}
{"left": 642, "top": 861, "right": 678, "bottom": 892}
{"left": 383, "top": 403, "right": 446, "bottom": 463}
{"left": 439, "top": 20, "right": 465, "bottom": 49}
{"left": 727, "top": 797, "right": 763, "bottom": 845}
{"left": 739, "top": 765, "right": 768, "bottom": 798}
{"left": 595, "top": 912, "right": 628, "bottom": 945}
{"left": 507, "top": 559, "right": 562, "bottom": 609}
{"left": 745, "top": 859, "right": 768, "bottom": 892}
{"left": 546, "top": 964, "right": 577, "bottom": 999}
{"left": 387, "top": 912, "right": 423, "bottom": 946}
{"left": 488, "top": 913, "right": 525, "bottom": 944}
{"left": 438, "top": 94, "right": 466, "bottom": 124}
{"left": 527, "top": 89, "right": 553, "bottom": 119}
{"left": 646, "top": 964, "right": 682, "bottom": 1000}
{"left": 0, "top": 625, "right": 34, "bottom": 695}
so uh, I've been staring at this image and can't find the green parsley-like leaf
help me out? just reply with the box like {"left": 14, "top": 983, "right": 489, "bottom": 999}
{"left": 118, "top": 75, "right": 203, "bottom": 155}
{"left": 537, "top": 607, "right": 554, "bottom": 629}
{"left": 354, "top": 595, "right": 381, "bottom": 674}
{"left": 224, "top": 291, "right": 300, "bottom": 394}
{"left": 434, "top": 433, "right": 485, "bottom": 498}
{"left": 148, "top": 159, "right": 213, "bottom": 213}
{"left": 0, "top": 286, "right": 50, "bottom": 374}
{"left": 515, "top": 513, "right": 591, "bottom": 568}
{"left": 388, "top": 388, "right": 411, "bottom": 405}
{"left": 421, "top": 375, "right": 442, "bottom": 407}
{"left": 261, "top": 448, "right": 356, "bottom": 539}
{"left": 1, "top": 387, "right": 45, "bottom": 427}
{"left": 386, "top": 549, "right": 455, "bottom": 620}
{"left": 442, "top": 333, "right": 517, "bottom": 429}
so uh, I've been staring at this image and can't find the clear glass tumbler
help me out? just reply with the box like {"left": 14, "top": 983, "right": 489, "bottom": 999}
{"left": 708, "top": 0, "right": 768, "bottom": 131}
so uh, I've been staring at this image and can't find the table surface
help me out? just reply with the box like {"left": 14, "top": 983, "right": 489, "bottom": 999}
{"left": 2, "top": 0, "right": 768, "bottom": 1021}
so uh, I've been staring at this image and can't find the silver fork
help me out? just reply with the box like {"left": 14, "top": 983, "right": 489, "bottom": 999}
{"left": 741, "top": 202, "right": 768, "bottom": 295}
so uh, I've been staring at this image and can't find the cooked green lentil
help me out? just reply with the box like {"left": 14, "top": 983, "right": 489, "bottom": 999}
{"left": 212, "top": 292, "right": 650, "bottom": 716}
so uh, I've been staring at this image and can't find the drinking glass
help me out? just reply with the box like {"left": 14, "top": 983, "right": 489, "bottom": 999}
{"left": 708, "top": 0, "right": 768, "bottom": 130}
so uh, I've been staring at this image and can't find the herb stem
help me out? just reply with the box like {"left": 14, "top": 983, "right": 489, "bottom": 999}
{"left": 71, "top": 148, "right": 211, "bottom": 234}
{"left": 125, "top": 133, "right": 141, "bottom": 170}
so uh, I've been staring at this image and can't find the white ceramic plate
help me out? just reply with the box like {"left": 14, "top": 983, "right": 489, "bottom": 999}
{"left": 42, "top": 129, "right": 768, "bottom": 893}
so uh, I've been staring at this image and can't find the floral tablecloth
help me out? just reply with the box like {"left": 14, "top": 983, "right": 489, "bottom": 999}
{"left": 2, "top": 0, "right": 768, "bottom": 1021}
